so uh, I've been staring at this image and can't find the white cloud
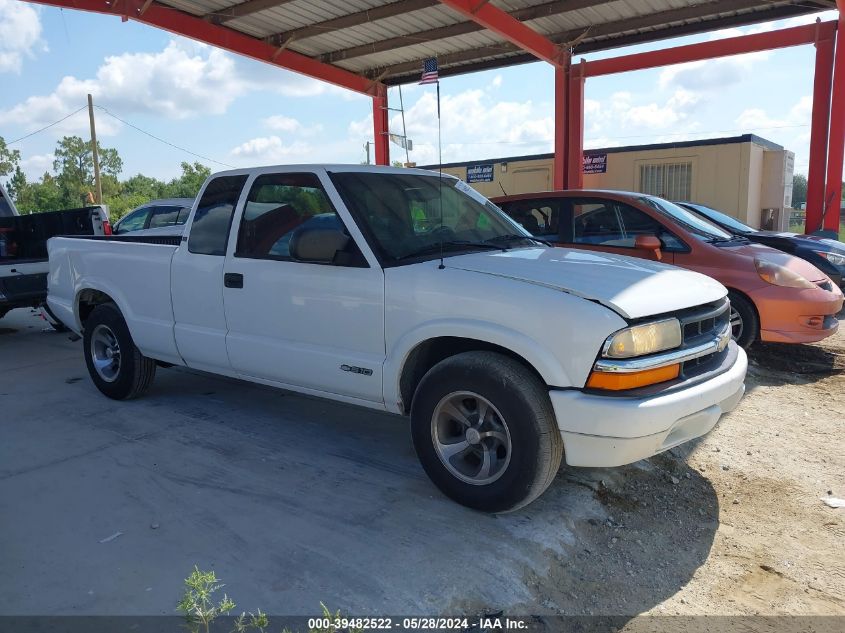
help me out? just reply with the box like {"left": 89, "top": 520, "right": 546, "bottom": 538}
{"left": 350, "top": 88, "right": 556, "bottom": 165}
{"left": 0, "top": 39, "right": 245, "bottom": 137}
{"left": 230, "top": 136, "right": 314, "bottom": 164}
{"left": 0, "top": 0, "right": 43, "bottom": 73}
{"left": 264, "top": 114, "right": 324, "bottom": 135}
{"left": 0, "top": 37, "right": 366, "bottom": 139}
{"left": 20, "top": 152, "right": 55, "bottom": 179}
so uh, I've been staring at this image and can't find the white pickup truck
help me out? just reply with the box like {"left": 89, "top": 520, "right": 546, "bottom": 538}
{"left": 47, "top": 165, "right": 747, "bottom": 511}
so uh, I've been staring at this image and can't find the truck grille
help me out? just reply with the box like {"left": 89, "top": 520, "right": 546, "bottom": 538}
{"left": 676, "top": 297, "right": 731, "bottom": 378}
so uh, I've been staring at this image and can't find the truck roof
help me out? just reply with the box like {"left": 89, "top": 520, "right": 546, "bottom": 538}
{"left": 207, "top": 164, "right": 458, "bottom": 180}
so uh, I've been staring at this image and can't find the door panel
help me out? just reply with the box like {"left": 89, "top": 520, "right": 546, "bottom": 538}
{"left": 222, "top": 170, "right": 385, "bottom": 403}
{"left": 171, "top": 174, "right": 249, "bottom": 372}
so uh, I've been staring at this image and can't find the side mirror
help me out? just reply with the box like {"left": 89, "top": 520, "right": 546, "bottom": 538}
{"left": 634, "top": 234, "right": 662, "bottom": 260}
{"left": 289, "top": 226, "right": 350, "bottom": 264}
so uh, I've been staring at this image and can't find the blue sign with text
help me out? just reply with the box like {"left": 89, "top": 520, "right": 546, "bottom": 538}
{"left": 467, "top": 164, "right": 495, "bottom": 183}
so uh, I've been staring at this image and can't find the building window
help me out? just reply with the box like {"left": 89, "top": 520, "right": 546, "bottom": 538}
{"left": 638, "top": 162, "right": 692, "bottom": 201}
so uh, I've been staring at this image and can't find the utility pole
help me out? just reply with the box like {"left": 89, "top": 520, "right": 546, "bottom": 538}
{"left": 398, "top": 85, "right": 410, "bottom": 166}
{"left": 87, "top": 94, "right": 103, "bottom": 205}
{"left": 364, "top": 141, "right": 371, "bottom": 165}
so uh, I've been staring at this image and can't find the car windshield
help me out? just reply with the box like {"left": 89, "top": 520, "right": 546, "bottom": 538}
{"left": 329, "top": 171, "right": 535, "bottom": 262}
{"left": 639, "top": 196, "right": 734, "bottom": 241}
{"left": 684, "top": 202, "right": 755, "bottom": 235}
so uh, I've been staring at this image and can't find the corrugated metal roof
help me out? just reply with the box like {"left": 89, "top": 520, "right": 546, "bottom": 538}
{"left": 153, "top": 0, "right": 831, "bottom": 84}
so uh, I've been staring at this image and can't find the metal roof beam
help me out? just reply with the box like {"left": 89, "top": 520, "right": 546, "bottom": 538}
{"left": 23, "top": 0, "right": 380, "bottom": 95}
{"left": 437, "top": 0, "right": 564, "bottom": 66}
{"left": 583, "top": 19, "right": 836, "bottom": 76}
{"left": 205, "top": 0, "right": 297, "bottom": 25}
{"left": 375, "top": 0, "right": 818, "bottom": 82}
{"left": 321, "top": 0, "right": 608, "bottom": 64}
{"left": 267, "top": 0, "right": 439, "bottom": 46}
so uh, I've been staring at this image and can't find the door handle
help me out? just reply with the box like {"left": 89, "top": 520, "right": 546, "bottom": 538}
{"left": 224, "top": 272, "right": 244, "bottom": 289}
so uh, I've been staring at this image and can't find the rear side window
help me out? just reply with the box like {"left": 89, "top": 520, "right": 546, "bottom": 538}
{"left": 147, "top": 205, "right": 184, "bottom": 228}
{"left": 188, "top": 176, "right": 248, "bottom": 256}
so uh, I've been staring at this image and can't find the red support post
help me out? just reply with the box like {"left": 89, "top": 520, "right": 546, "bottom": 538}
{"left": 822, "top": 9, "right": 845, "bottom": 233}
{"left": 806, "top": 25, "right": 835, "bottom": 233}
{"left": 373, "top": 84, "right": 390, "bottom": 166}
{"left": 565, "top": 60, "right": 585, "bottom": 190}
{"left": 553, "top": 63, "right": 568, "bottom": 191}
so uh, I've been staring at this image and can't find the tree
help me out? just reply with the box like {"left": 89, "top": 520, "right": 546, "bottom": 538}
{"left": 6, "top": 166, "right": 27, "bottom": 202}
{"left": 792, "top": 174, "right": 807, "bottom": 209}
{"left": 162, "top": 162, "right": 211, "bottom": 198}
{"left": 53, "top": 135, "right": 123, "bottom": 207}
{"left": 0, "top": 135, "right": 21, "bottom": 179}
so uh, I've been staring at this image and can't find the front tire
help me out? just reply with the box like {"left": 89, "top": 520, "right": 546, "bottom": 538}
{"left": 728, "top": 290, "right": 758, "bottom": 349}
{"left": 83, "top": 303, "right": 156, "bottom": 400}
{"left": 410, "top": 351, "right": 563, "bottom": 513}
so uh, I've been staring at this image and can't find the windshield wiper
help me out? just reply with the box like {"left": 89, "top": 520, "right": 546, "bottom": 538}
{"left": 485, "top": 233, "right": 552, "bottom": 247}
{"left": 707, "top": 235, "right": 749, "bottom": 244}
{"left": 396, "top": 240, "right": 508, "bottom": 261}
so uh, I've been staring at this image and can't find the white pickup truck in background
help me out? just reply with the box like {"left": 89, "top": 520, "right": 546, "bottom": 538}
{"left": 47, "top": 165, "right": 747, "bottom": 511}
{"left": 1, "top": 183, "right": 110, "bottom": 322}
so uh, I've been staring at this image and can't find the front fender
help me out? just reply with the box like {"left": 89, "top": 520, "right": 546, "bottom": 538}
{"left": 384, "top": 318, "right": 574, "bottom": 414}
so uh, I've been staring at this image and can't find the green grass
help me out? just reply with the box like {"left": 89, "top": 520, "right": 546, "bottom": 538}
{"left": 788, "top": 219, "right": 845, "bottom": 241}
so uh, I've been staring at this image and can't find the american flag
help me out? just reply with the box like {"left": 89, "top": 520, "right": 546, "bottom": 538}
{"left": 419, "top": 57, "right": 439, "bottom": 84}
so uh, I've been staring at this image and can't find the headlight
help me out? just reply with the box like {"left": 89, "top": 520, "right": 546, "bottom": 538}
{"left": 603, "top": 318, "right": 682, "bottom": 359}
{"left": 815, "top": 250, "right": 845, "bottom": 267}
{"left": 754, "top": 258, "right": 816, "bottom": 289}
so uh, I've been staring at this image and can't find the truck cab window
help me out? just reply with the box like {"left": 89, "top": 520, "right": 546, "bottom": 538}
{"left": 188, "top": 175, "right": 248, "bottom": 256}
{"left": 235, "top": 172, "right": 363, "bottom": 265}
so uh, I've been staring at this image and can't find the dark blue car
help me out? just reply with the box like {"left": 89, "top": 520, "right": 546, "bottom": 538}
{"left": 680, "top": 202, "right": 845, "bottom": 290}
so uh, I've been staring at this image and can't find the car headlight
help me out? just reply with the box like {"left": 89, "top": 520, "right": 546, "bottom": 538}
{"left": 815, "top": 250, "right": 845, "bottom": 267}
{"left": 754, "top": 258, "right": 816, "bottom": 289}
{"left": 602, "top": 318, "right": 682, "bottom": 359}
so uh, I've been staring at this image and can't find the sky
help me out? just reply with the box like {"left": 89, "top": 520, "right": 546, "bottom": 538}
{"left": 0, "top": 0, "right": 840, "bottom": 184}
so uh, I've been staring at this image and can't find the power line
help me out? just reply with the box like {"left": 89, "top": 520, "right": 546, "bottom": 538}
{"left": 7, "top": 106, "right": 88, "bottom": 145}
{"left": 94, "top": 105, "right": 234, "bottom": 168}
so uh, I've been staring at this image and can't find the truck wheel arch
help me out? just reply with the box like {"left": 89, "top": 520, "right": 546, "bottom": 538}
{"left": 76, "top": 288, "right": 119, "bottom": 330}
{"left": 396, "top": 336, "right": 560, "bottom": 415}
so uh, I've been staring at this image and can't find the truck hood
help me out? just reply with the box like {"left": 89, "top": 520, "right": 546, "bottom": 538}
{"left": 444, "top": 247, "right": 726, "bottom": 319}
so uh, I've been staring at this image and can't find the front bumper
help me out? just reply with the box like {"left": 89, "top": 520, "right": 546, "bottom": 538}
{"left": 751, "top": 283, "right": 843, "bottom": 344}
{"left": 549, "top": 346, "right": 747, "bottom": 467}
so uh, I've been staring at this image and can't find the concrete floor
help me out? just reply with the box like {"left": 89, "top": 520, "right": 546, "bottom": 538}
{"left": 0, "top": 307, "right": 716, "bottom": 617}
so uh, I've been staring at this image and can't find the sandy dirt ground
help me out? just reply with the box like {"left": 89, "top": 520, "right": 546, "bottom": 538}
{"left": 537, "top": 323, "right": 845, "bottom": 618}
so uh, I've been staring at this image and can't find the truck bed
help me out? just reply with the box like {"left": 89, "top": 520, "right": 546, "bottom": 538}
{"left": 47, "top": 236, "right": 182, "bottom": 364}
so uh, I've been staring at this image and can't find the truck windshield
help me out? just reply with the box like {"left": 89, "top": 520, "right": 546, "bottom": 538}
{"left": 329, "top": 171, "right": 533, "bottom": 262}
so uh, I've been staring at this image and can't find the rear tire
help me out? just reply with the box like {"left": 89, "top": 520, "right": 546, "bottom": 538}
{"left": 410, "top": 351, "right": 563, "bottom": 513}
{"left": 83, "top": 303, "right": 156, "bottom": 400}
{"left": 728, "top": 290, "right": 758, "bottom": 349}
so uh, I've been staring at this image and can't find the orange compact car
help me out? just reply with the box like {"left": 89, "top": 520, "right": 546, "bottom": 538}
{"left": 493, "top": 190, "right": 843, "bottom": 347}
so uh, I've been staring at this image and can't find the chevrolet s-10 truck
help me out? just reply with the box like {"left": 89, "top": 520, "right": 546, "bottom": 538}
{"left": 47, "top": 165, "right": 747, "bottom": 512}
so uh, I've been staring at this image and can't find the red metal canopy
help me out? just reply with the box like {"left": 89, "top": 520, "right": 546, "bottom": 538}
{"left": 21, "top": 0, "right": 845, "bottom": 232}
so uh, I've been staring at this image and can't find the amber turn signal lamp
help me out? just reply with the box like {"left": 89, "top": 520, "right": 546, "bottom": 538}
{"left": 586, "top": 363, "right": 680, "bottom": 390}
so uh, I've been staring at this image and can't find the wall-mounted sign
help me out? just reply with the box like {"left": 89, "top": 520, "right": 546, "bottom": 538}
{"left": 467, "top": 164, "right": 494, "bottom": 183}
{"left": 583, "top": 153, "right": 608, "bottom": 174}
